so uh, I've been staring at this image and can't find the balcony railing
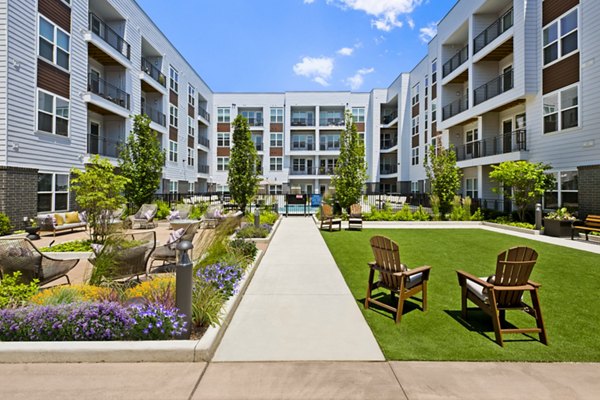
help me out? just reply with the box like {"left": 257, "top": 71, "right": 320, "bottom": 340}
{"left": 198, "top": 164, "right": 209, "bottom": 174}
{"left": 320, "top": 143, "right": 340, "bottom": 151}
{"left": 442, "top": 45, "right": 469, "bottom": 78}
{"left": 317, "top": 167, "right": 336, "bottom": 175}
{"left": 453, "top": 129, "right": 527, "bottom": 161}
{"left": 381, "top": 137, "right": 398, "bottom": 150}
{"left": 291, "top": 117, "right": 315, "bottom": 126}
{"left": 142, "top": 104, "right": 166, "bottom": 127}
{"left": 473, "top": 8, "right": 514, "bottom": 54}
{"left": 89, "top": 13, "right": 130, "bottom": 60}
{"left": 198, "top": 135, "right": 210, "bottom": 148}
{"left": 291, "top": 142, "right": 315, "bottom": 151}
{"left": 141, "top": 57, "right": 166, "bottom": 87}
{"left": 442, "top": 95, "right": 468, "bottom": 120}
{"left": 198, "top": 107, "right": 210, "bottom": 122}
{"left": 381, "top": 110, "right": 398, "bottom": 124}
{"left": 254, "top": 141, "right": 263, "bottom": 151}
{"left": 88, "top": 73, "right": 130, "bottom": 110}
{"left": 247, "top": 118, "right": 263, "bottom": 127}
{"left": 290, "top": 167, "right": 316, "bottom": 176}
{"left": 473, "top": 69, "right": 513, "bottom": 106}
{"left": 87, "top": 134, "right": 123, "bottom": 158}
{"left": 380, "top": 165, "right": 398, "bottom": 175}
{"left": 319, "top": 117, "right": 344, "bottom": 127}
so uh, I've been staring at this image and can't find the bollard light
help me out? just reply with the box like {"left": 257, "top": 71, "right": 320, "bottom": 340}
{"left": 535, "top": 203, "right": 542, "bottom": 231}
{"left": 254, "top": 206, "right": 260, "bottom": 228}
{"left": 176, "top": 240, "right": 193, "bottom": 339}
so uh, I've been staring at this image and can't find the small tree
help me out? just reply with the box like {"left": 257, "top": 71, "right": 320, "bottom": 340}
{"left": 71, "top": 156, "right": 130, "bottom": 243}
{"left": 489, "top": 161, "right": 554, "bottom": 221}
{"left": 118, "top": 114, "right": 165, "bottom": 209}
{"left": 332, "top": 110, "right": 367, "bottom": 210}
{"left": 425, "top": 145, "right": 462, "bottom": 217}
{"left": 228, "top": 115, "right": 258, "bottom": 213}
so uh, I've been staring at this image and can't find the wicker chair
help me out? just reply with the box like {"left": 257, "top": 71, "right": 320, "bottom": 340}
{"left": 0, "top": 238, "right": 79, "bottom": 286}
{"left": 126, "top": 204, "right": 158, "bottom": 229}
{"left": 91, "top": 231, "right": 156, "bottom": 281}
{"left": 149, "top": 222, "right": 199, "bottom": 272}
{"left": 167, "top": 204, "right": 193, "bottom": 221}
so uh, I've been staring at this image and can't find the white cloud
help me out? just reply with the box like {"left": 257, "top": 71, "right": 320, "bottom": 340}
{"left": 327, "top": 0, "right": 422, "bottom": 31}
{"left": 419, "top": 21, "right": 437, "bottom": 43}
{"left": 337, "top": 47, "right": 354, "bottom": 56}
{"left": 407, "top": 16, "right": 415, "bottom": 29}
{"left": 345, "top": 67, "right": 375, "bottom": 90}
{"left": 303, "top": 0, "right": 315, "bottom": 4}
{"left": 293, "top": 56, "right": 334, "bottom": 86}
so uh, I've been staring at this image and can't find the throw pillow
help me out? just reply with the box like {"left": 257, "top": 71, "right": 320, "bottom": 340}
{"left": 65, "top": 211, "right": 80, "bottom": 224}
{"left": 54, "top": 213, "right": 65, "bottom": 226}
{"left": 143, "top": 209, "right": 154, "bottom": 221}
{"left": 167, "top": 228, "right": 185, "bottom": 245}
{"left": 167, "top": 210, "right": 180, "bottom": 222}
{"left": 79, "top": 211, "right": 87, "bottom": 223}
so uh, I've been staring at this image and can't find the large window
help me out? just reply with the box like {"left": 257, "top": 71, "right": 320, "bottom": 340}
{"left": 188, "top": 84, "right": 195, "bottom": 107}
{"left": 187, "top": 116, "right": 195, "bottom": 137}
{"left": 465, "top": 178, "right": 478, "bottom": 199}
{"left": 270, "top": 108, "right": 284, "bottom": 123}
{"left": 543, "top": 8, "right": 578, "bottom": 66}
{"left": 240, "top": 110, "right": 263, "bottom": 126}
{"left": 270, "top": 157, "right": 282, "bottom": 171}
{"left": 37, "top": 89, "right": 69, "bottom": 136}
{"left": 411, "top": 116, "right": 419, "bottom": 136}
{"left": 188, "top": 182, "right": 195, "bottom": 194}
{"left": 38, "top": 173, "right": 69, "bottom": 213}
{"left": 269, "top": 185, "right": 282, "bottom": 195}
{"left": 466, "top": 128, "right": 479, "bottom": 156}
{"left": 217, "top": 132, "right": 230, "bottom": 147}
{"left": 411, "top": 147, "right": 419, "bottom": 166}
{"left": 217, "top": 107, "right": 231, "bottom": 123}
{"left": 351, "top": 107, "right": 365, "bottom": 122}
{"left": 217, "top": 157, "right": 229, "bottom": 171}
{"left": 187, "top": 147, "right": 194, "bottom": 167}
{"left": 38, "top": 16, "right": 70, "bottom": 70}
{"left": 270, "top": 132, "right": 283, "bottom": 147}
{"left": 169, "top": 66, "right": 179, "bottom": 92}
{"left": 169, "top": 181, "right": 178, "bottom": 194}
{"left": 431, "top": 59, "right": 437, "bottom": 84}
{"left": 543, "top": 84, "right": 578, "bottom": 133}
{"left": 544, "top": 170, "right": 578, "bottom": 210}
{"left": 169, "top": 104, "right": 178, "bottom": 128}
{"left": 169, "top": 140, "right": 178, "bottom": 162}
{"left": 411, "top": 83, "right": 420, "bottom": 106}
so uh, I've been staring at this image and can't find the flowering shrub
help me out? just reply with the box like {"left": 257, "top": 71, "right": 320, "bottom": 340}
{"left": 236, "top": 224, "right": 271, "bottom": 239}
{"left": 546, "top": 207, "right": 576, "bottom": 221}
{"left": 0, "top": 272, "right": 39, "bottom": 309}
{"left": 30, "top": 284, "right": 113, "bottom": 305}
{"left": 124, "top": 277, "right": 175, "bottom": 309}
{"left": 196, "top": 262, "right": 244, "bottom": 297}
{"left": 128, "top": 302, "right": 186, "bottom": 340}
{"left": 229, "top": 239, "right": 258, "bottom": 260}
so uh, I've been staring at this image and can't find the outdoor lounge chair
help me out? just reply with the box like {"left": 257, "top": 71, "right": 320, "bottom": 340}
{"left": 365, "top": 235, "right": 431, "bottom": 323}
{"left": 149, "top": 222, "right": 199, "bottom": 272}
{"left": 91, "top": 231, "right": 156, "bottom": 281}
{"left": 200, "top": 205, "right": 223, "bottom": 229}
{"left": 456, "top": 246, "right": 548, "bottom": 346}
{"left": 320, "top": 204, "right": 341, "bottom": 231}
{"left": 0, "top": 238, "right": 79, "bottom": 286}
{"left": 167, "top": 204, "right": 193, "bottom": 221}
{"left": 126, "top": 204, "right": 158, "bottom": 229}
{"left": 348, "top": 204, "right": 363, "bottom": 230}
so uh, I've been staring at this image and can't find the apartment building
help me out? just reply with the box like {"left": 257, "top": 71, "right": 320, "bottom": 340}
{"left": 0, "top": 0, "right": 598, "bottom": 229}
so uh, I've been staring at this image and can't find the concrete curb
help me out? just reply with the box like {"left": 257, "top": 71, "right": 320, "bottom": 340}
{"left": 481, "top": 221, "right": 541, "bottom": 235}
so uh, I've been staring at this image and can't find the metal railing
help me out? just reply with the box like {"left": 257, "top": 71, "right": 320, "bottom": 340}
{"left": 319, "top": 143, "right": 340, "bottom": 151}
{"left": 381, "top": 137, "right": 398, "bottom": 150}
{"left": 142, "top": 104, "right": 166, "bottom": 126}
{"left": 254, "top": 141, "right": 263, "bottom": 151}
{"left": 198, "top": 135, "right": 210, "bottom": 148}
{"left": 473, "top": 68, "right": 513, "bottom": 106}
{"left": 198, "top": 164, "right": 209, "bottom": 174}
{"left": 89, "top": 13, "right": 130, "bottom": 59}
{"left": 442, "top": 95, "right": 468, "bottom": 120}
{"left": 247, "top": 118, "right": 263, "bottom": 127}
{"left": 319, "top": 118, "right": 344, "bottom": 127}
{"left": 380, "top": 165, "right": 398, "bottom": 175}
{"left": 87, "top": 134, "right": 123, "bottom": 158}
{"left": 88, "top": 73, "right": 130, "bottom": 109}
{"left": 141, "top": 57, "right": 166, "bottom": 86}
{"left": 198, "top": 107, "right": 210, "bottom": 122}
{"left": 381, "top": 110, "right": 398, "bottom": 124}
{"left": 453, "top": 129, "right": 527, "bottom": 161}
{"left": 291, "top": 143, "right": 315, "bottom": 151}
{"left": 290, "top": 167, "right": 316, "bottom": 176}
{"left": 473, "top": 8, "right": 514, "bottom": 54}
{"left": 291, "top": 118, "right": 315, "bottom": 126}
{"left": 442, "top": 45, "right": 469, "bottom": 78}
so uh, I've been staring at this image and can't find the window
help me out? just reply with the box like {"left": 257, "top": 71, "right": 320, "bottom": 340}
{"left": 187, "top": 116, "right": 195, "bottom": 137}
{"left": 188, "top": 84, "right": 195, "bottom": 106}
{"left": 411, "top": 116, "right": 419, "bottom": 136}
{"left": 169, "top": 181, "right": 178, "bottom": 194}
{"left": 217, "top": 157, "right": 229, "bottom": 171}
{"left": 270, "top": 132, "right": 283, "bottom": 147}
{"left": 351, "top": 107, "right": 365, "bottom": 122}
{"left": 187, "top": 147, "right": 194, "bottom": 166}
{"left": 411, "top": 147, "right": 419, "bottom": 165}
{"left": 169, "top": 140, "right": 178, "bottom": 162}
{"left": 37, "top": 173, "right": 69, "bottom": 213}
{"left": 270, "top": 157, "right": 282, "bottom": 171}
{"left": 292, "top": 134, "right": 314, "bottom": 150}
{"left": 269, "top": 185, "right": 282, "bottom": 195}
{"left": 37, "top": 89, "right": 69, "bottom": 136}
{"left": 319, "top": 134, "right": 341, "bottom": 150}
{"left": 431, "top": 59, "right": 437, "bottom": 84}
{"left": 217, "top": 132, "right": 230, "bottom": 147}
{"left": 411, "top": 181, "right": 419, "bottom": 193}
{"left": 543, "top": 84, "right": 578, "bottom": 133}
{"left": 411, "top": 83, "right": 419, "bottom": 106}
{"left": 543, "top": 8, "right": 578, "bottom": 66}
{"left": 188, "top": 182, "right": 195, "bottom": 194}
{"left": 169, "top": 104, "right": 178, "bottom": 128}
{"left": 424, "top": 76, "right": 429, "bottom": 97}
{"left": 466, "top": 128, "right": 479, "bottom": 156}
{"left": 169, "top": 66, "right": 179, "bottom": 92}
{"left": 431, "top": 101, "right": 437, "bottom": 122}
{"left": 465, "top": 178, "right": 478, "bottom": 199}
{"left": 38, "top": 16, "right": 70, "bottom": 70}
{"left": 270, "top": 108, "right": 284, "bottom": 123}
{"left": 544, "top": 171, "right": 578, "bottom": 209}
{"left": 217, "top": 107, "right": 231, "bottom": 123}
{"left": 240, "top": 110, "right": 263, "bottom": 126}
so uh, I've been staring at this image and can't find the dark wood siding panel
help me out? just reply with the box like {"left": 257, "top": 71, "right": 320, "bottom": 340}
{"left": 187, "top": 136, "right": 195, "bottom": 148}
{"left": 37, "top": 59, "right": 70, "bottom": 99}
{"left": 188, "top": 104, "right": 195, "bottom": 117}
{"left": 543, "top": 54, "right": 579, "bottom": 94}
{"left": 431, "top": 85, "right": 437, "bottom": 100}
{"left": 355, "top": 122, "right": 365, "bottom": 132}
{"left": 270, "top": 147, "right": 283, "bottom": 157}
{"left": 217, "top": 123, "right": 231, "bottom": 132}
{"left": 543, "top": 0, "right": 579, "bottom": 26}
{"left": 270, "top": 123, "right": 283, "bottom": 132}
{"left": 38, "top": 0, "right": 71, "bottom": 32}
{"left": 411, "top": 104, "right": 420, "bottom": 118}
{"left": 169, "top": 127, "right": 178, "bottom": 141}
{"left": 412, "top": 135, "right": 419, "bottom": 148}
{"left": 169, "top": 90, "right": 178, "bottom": 105}
{"left": 431, "top": 122, "right": 439, "bottom": 136}
{"left": 217, "top": 147, "right": 230, "bottom": 156}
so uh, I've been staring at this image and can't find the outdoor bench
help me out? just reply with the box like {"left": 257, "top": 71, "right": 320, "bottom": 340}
{"left": 571, "top": 214, "right": 600, "bottom": 240}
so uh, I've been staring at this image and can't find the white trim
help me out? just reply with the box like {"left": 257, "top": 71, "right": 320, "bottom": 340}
{"left": 35, "top": 88, "right": 70, "bottom": 137}
{"left": 542, "top": 83, "right": 580, "bottom": 135}
{"left": 37, "top": 14, "right": 71, "bottom": 72}
{"left": 542, "top": 6, "right": 579, "bottom": 68}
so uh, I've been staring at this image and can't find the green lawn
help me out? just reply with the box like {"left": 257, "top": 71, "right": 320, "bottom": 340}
{"left": 322, "top": 229, "right": 600, "bottom": 361}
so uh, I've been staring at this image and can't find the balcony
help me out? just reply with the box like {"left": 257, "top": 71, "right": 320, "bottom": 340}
{"left": 198, "top": 164, "right": 209, "bottom": 174}
{"left": 442, "top": 45, "right": 468, "bottom": 78}
{"left": 291, "top": 142, "right": 315, "bottom": 151}
{"left": 320, "top": 142, "right": 341, "bottom": 151}
{"left": 291, "top": 116, "right": 315, "bottom": 127}
{"left": 247, "top": 118, "right": 263, "bottom": 127}
{"left": 254, "top": 141, "right": 263, "bottom": 151}
{"left": 89, "top": 13, "right": 130, "bottom": 60}
{"left": 141, "top": 57, "right": 166, "bottom": 87}
{"left": 87, "top": 134, "right": 123, "bottom": 158}
{"left": 320, "top": 117, "right": 344, "bottom": 127}
{"left": 442, "top": 95, "right": 468, "bottom": 120}
{"left": 88, "top": 74, "right": 130, "bottom": 110}
{"left": 381, "top": 110, "right": 398, "bottom": 124}
{"left": 454, "top": 129, "right": 527, "bottom": 162}
{"left": 290, "top": 167, "right": 316, "bottom": 176}
{"left": 380, "top": 137, "right": 398, "bottom": 150}
{"left": 473, "top": 69, "right": 513, "bottom": 106}
{"left": 198, "top": 107, "right": 210, "bottom": 122}
{"left": 380, "top": 165, "right": 398, "bottom": 175}
{"left": 142, "top": 104, "right": 166, "bottom": 127}
{"left": 198, "top": 135, "right": 210, "bottom": 148}
{"left": 317, "top": 167, "right": 336, "bottom": 175}
{"left": 473, "top": 9, "right": 513, "bottom": 54}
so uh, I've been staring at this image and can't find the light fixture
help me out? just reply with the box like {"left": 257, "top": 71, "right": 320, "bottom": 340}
{"left": 11, "top": 142, "right": 19, "bottom": 151}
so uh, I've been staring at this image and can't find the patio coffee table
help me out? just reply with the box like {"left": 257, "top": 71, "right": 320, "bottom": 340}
{"left": 169, "top": 219, "right": 200, "bottom": 231}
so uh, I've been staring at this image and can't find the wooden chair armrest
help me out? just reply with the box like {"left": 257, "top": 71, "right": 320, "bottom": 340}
{"left": 405, "top": 265, "right": 432, "bottom": 279}
{"left": 571, "top": 220, "right": 585, "bottom": 227}
{"left": 456, "top": 270, "right": 493, "bottom": 288}
{"left": 493, "top": 284, "right": 536, "bottom": 291}
{"left": 367, "top": 262, "right": 404, "bottom": 277}
{"left": 527, "top": 280, "right": 541, "bottom": 288}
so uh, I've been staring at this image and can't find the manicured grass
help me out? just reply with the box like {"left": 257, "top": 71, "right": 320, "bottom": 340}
{"left": 322, "top": 229, "right": 600, "bottom": 361}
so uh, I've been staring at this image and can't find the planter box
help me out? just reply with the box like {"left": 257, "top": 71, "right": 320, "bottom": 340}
{"left": 543, "top": 219, "right": 573, "bottom": 237}
{"left": 235, "top": 216, "right": 282, "bottom": 243}
{"left": 481, "top": 221, "right": 541, "bottom": 235}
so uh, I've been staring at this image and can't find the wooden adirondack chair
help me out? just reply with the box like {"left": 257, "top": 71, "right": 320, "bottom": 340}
{"left": 365, "top": 235, "right": 432, "bottom": 323}
{"left": 320, "top": 204, "right": 341, "bottom": 231}
{"left": 456, "top": 246, "right": 548, "bottom": 346}
{"left": 348, "top": 204, "right": 363, "bottom": 230}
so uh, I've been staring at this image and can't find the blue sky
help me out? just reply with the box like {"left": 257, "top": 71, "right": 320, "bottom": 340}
{"left": 137, "top": 0, "right": 456, "bottom": 92}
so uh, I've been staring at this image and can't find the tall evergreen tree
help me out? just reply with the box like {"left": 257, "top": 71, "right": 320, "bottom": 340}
{"left": 425, "top": 144, "right": 462, "bottom": 217}
{"left": 228, "top": 115, "right": 258, "bottom": 213}
{"left": 332, "top": 110, "right": 367, "bottom": 210}
{"left": 118, "top": 114, "right": 165, "bottom": 208}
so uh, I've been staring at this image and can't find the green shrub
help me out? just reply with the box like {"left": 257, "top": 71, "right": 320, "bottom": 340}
{"left": 449, "top": 196, "right": 471, "bottom": 221}
{"left": 412, "top": 206, "right": 431, "bottom": 221}
{"left": 396, "top": 204, "right": 414, "bottom": 221}
{"left": 430, "top": 194, "right": 441, "bottom": 221}
{"left": 40, "top": 240, "right": 92, "bottom": 253}
{"left": 154, "top": 200, "right": 171, "bottom": 220}
{"left": 0, "top": 272, "right": 39, "bottom": 309}
{"left": 229, "top": 239, "right": 258, "bottom": 261}
{"left": 471, "top": 208, "right": 484, "bottom": 221}
{"left": 189, "top": 203, "right": 209, "bottom": 220}
{"left": 0, "top": 212, "right": 12, "bottom": 236}
{"left": 490, "top": 216, "right": 535, "bottom": 230}
{"left": 191, "top": 279, "right": 225, "bottom": 327}
{"left": 236, "top": 225, "right": 270, "bottom": 239}
{"left": 244, "top": 210, "right": 278, "bottom": 225}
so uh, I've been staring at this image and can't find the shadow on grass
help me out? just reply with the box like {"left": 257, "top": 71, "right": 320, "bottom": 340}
{"left": 357, "top": 292, "right": 424, "bottom": 322}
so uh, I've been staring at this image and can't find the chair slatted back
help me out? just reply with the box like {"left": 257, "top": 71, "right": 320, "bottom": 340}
{"left": 584, "top": 215, "right": 600, "bottom": 228}
{"left": 322, "top": 204, "right": 333, "bottom": 219}
{"left": 494, "top": 246, "right": 538, "bottom": 306}
{"left": 370, "top": 236, "right": 403, "bottom": 289}
{"left": 350, "top": 204, "right": 362, "bottom": 217}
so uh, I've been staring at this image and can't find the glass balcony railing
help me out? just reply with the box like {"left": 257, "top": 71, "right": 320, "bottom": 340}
{"left": 291, "top": 117, "right": 315, "bottom": 126}
{"left": 442, "top": 94, "right": 468, "bottom": 120}
{"left": 380, "top": 138, "right": 398, "bottom": 150}
{"left": 473, "top": 8, "right": 514, "bottom": 54}
{"left": 141, "top": 57, "right": 166, "bottom": 87}
{"left": 89, "top": 13, "right": 130, "bottom": 59}
{"left": 198, "top": 135, "right": 210, "bottom": 148}
{"left": 454, "top": 129, "right": 527, "bottom": 161}
{"left": 319, "top": 117, "right": 345, "bottom": 127}
{"left": 198, "top": 107, "right": 210, "bottom": 122}
{"left": 379, "top": 165, "right": 398, "bottom": 175}
{"left": 88, "top": 73, "right": 130, "bottom": 110}
{"left": 381, "top": 110, "right": 398, "bottom": 124}
{"left": 473, "top": 69, "right": 513, "bottom": 106}
{"left": 198, "top": 164, "right": 209, "bottom": 174}
{"left": 142, "top": 104, "right": 166, "bottom": 127}
{"left": 442, "top": 45, "right": 469, "bottom": 78}
{"left": 87, "top": 134, "right": 123, "bottom": 158}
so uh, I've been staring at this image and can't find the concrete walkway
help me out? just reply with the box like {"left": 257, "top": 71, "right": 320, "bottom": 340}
{"left": 213, "top": 217, "right": 384, "bottom": 361}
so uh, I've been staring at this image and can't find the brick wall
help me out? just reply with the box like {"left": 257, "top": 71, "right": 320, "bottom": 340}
{"left": 578, "top": 164, "right": 600, "bottom": 218}
{"left": 0, "top": 167, "right": 38, "bottom": 231}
